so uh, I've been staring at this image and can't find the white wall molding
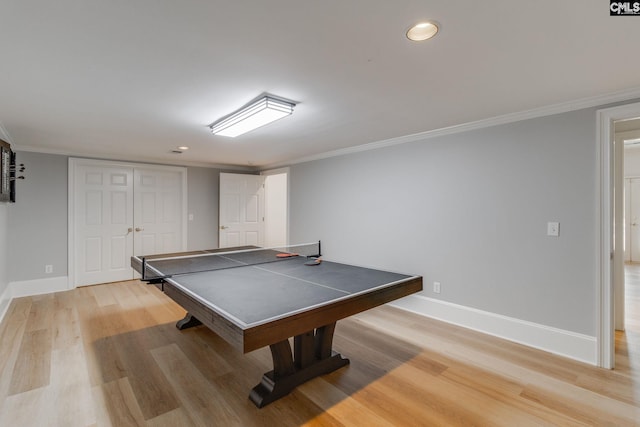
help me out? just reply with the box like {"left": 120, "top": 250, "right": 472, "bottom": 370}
{"left": 16, "top": 145, "right": 254, "bottom": 171}
{"left": 10, "top": 276, "right": 71, "bottom": 298}
{"left": 0, "top": 285, "right": 12, "bottom": 325}
{"left": 391, "top": 295, "right": 597, "bottom": 365}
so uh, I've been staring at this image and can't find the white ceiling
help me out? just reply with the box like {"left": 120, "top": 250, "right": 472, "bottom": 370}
{"left": 2, "top": 1, "right": 640, "bottom": 169}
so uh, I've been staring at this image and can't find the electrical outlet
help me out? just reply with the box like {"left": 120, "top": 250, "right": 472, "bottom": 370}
{"left": 433, "top": 281, "right": 441, "bottom": 294}
{"left": 45, "top": 265, "right": 53, "bottom": 274}
{"left": 547, "top": 222, "right": 560, "bottom": 237}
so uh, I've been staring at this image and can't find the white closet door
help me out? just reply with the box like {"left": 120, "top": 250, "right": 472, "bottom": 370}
{"left": 74, "top": 164, "right": 134, "bottom": 286}
{"left": 70, "top": 159, "right": 187, "bottom": 287}
{"left": 629, "top": 178, "right": 640, "bottom": 262}
{"left": 134, "top": 167, "right": 185, "bottom": 255}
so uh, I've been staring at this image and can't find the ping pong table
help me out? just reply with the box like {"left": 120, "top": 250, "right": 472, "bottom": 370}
{"left": 131, "top": 242, "right": 422, "bottom": 408}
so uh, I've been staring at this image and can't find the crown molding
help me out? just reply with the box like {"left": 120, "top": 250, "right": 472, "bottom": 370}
{"left": 262, "top": 87, "right": 640, "bottom": 170}
{"left": 14, "top": 144, "right": 255, "bottom": 171}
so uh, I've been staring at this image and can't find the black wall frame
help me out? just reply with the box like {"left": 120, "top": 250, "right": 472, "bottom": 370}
{"left": 0, "top": 139, "right": 15, "bottom": 203}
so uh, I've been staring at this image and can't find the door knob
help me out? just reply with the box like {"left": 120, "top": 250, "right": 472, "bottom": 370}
{"left": 135, "top": 227, "right": 144, "bottom": 232}
{"left": 126, "top": 227, "right": 133, "bottom": 235}
{"left": 220, "top": 225, "right": 228, "bottom": 230}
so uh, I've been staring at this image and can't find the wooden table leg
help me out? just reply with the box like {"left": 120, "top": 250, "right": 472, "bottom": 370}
{"left": 249, "top": 322, "right": 349, "bottom": 408}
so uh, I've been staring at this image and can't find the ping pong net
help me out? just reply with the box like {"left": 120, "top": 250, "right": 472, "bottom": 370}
{"left": 140, "top": 241, "right": 321, "bottom": 281}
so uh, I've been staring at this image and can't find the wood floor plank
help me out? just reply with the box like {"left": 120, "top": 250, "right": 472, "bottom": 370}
{"left": 8, "top": 328, "right": 52, "bottom": 395}
{"left": 211, "top": 371, "right": 331, "bottom": 427}
{"left": 372, "top": 360, "right": 558, "bottom": 427}
{"left": 92, "top": 377, "right": 146, "bottom": 427}
{"left": 435, "top": 360, "right": 584, "bottom": 426}
{"left": 0, "top": 297, "right": 31, "bottom": 400}
{"left": 334, "top": 320, "right": 422, "bottom": 371}
{"left": 297, "top": 377, "right": 396, "bottom": 427}
{"left": 574, "top": 369, "right": 640, "bottom": 405}
{"left": 520, "top": 383, "right": 640, "bottom": 426}
{"left": 150, "top": 343, "right": 242, "bottom": 426}
{"left": 52, "top": 303, "right": 81, "bottom": 350}
{"left": 0, "top": 386, "right": 53, "bottom": 427}
{"left": 145, "top": 407, "right": 194, "bottom": 427}
{"left": 336, "top": 360, "right": 462, "bottom": 427}
{"left": 168, "top": 326, "right": 236, "bottom": 384}
{"left": 112, "top": 328, "right": 181, "bottom": 420}
{"left": 49, "top": 343, "right": 97, "bottom": 427}
{"left": 80, "top": 304, "right": 129, "bottom": 386}
{"left": 24, "top": 293, "right": 54, "bottom": 332}
{"left": 90, "top": 283, "right": 119, "bottom": 307}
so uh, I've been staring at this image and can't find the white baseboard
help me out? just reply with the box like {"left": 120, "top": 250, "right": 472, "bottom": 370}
{"left": 10, "top": 276, "right": 71, "bottom": 298}
{"left": 0, "top": 285, "right": 11, "bottom": 325}
{"left": 0, "top": 276, "right": 71, "bottom": 324}
{"left": 391, "top": 294, "right": 598, "bottom": 365}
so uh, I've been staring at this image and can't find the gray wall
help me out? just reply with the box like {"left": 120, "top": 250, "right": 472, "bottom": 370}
{"left": 290, "top": 108, "right": 597, "bottom": 336}
{"left": 0, "top": 203, "right": 8, "bottom": 296}
{"left": 6, "top": 153, "right": 222, "bottom": 283}
{"left": 8, "top": 152, "right": 68, "bottom": 281}
{"left": 187, "top": 166, "right": 219, "bottom": 250}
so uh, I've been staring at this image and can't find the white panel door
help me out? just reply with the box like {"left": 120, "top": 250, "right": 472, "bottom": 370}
{"left": 264, "top": 172, "right": 288, "bottom": 247}
{"left": 134, "top": 168, "right": 185, "bottom": 255}
{"left": 74, "top": 164, "right": 134, "bottom": 286}
{"left": 71, "top": 159, "right": 187, "bottom": 287}
{"left": 219, "top": 173, "right": 265, "bottom": 247}
{"left": 625, "top": 178, "right": 632, "bottom": 262}
{"left": 629, "top": 178, "right": 640, "bottom": 262}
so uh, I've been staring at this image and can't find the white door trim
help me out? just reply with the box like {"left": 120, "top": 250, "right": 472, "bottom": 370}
{"left": 597, "top": 101, "right": 640, "bottom": 368}
{"left": 68, "top": 158, "right": 188, "bottom": 288}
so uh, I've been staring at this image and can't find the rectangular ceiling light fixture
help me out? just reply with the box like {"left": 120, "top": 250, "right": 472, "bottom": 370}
{"left": 209, "top": 95, "right": 295, "bottom": 138}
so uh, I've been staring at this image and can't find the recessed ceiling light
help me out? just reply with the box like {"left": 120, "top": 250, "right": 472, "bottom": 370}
{"left": 406, "top": 21, "right": 439, "bottom": 41}
{"left": 177, "top": 146, "right": 189, "bottom": 150}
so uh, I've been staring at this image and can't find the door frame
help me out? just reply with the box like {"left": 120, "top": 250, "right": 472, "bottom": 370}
{"left": 68, "top": 158, "right": 188, "bottom": 288}
{"left": 597, "top": 101, "right": 640, "bottom": 368}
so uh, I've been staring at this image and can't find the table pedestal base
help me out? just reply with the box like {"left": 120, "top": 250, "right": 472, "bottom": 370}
{"left": 250, "top": 351, "right": 348, "bottom": 408}
{"left": 174, "top": 314, "right": 350, "bottom": 408}
{"left": 175, "top": 313, "right": 202, "bottom": 330}
{"left": 250, "top": 322, "right": 349, "bottom": 408}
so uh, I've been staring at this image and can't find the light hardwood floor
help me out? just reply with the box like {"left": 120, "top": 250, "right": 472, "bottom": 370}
{"left": 0, "top": 271, "right": 639, "bottom": 426}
